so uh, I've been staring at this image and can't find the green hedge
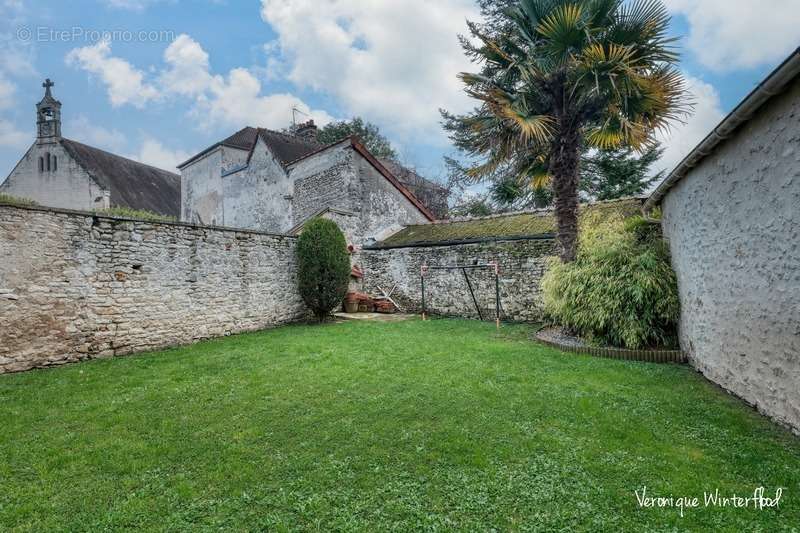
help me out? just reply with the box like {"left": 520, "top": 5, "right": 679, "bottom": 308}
{"left": 542, "top": 212, "right": 679, "bottom": 349}
{"left": 296, "top": 218, "right": 351, "bottom": 321}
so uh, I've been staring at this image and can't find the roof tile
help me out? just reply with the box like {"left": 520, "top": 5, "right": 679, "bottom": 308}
{"left": 373, "top": 197, "right": 644, "bottom": 248}
{"left": 60, "top": 138, "right": 180, "bottom": 217}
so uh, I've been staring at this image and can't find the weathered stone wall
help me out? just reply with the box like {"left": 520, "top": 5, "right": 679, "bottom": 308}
{"left": 289, "top": 141, "right": 430, "bottom": 246}
{"left": 181, "top": 145, "right": 250, "bottom": 226}
{"left": 1, "top": 142, "right": 110, "bottom": 211}
{"left": 223, "top": 137, "right": 294, "bottom": 233}
{"left": 291, "top": 143, "right": 355, "bottom": 225}
{"left": 0, "top": 203, "right": 306, "bottom": 374}
{"left": 352, "top": 155, "right": 431, "bottom": 245}
{"left": 661, "top": 76, "right": 800, "bottom": 434}
{"left": 358, "top": 238, "right": 557, "bottom": 322}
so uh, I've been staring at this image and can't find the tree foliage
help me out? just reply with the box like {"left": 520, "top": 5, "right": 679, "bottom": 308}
{"left": 296, "top": 218, "right": 351, "bottom": 321}
{"left": 541, "top": 212, "right": 679, "bottom": 349}
{"left": 318, "top": 117, "right": 397, "bottom": 160}
{"left": 443, "top": 0, "right": 689, "bottom": 261}
{"left": 581, "top": 144, "right": 663, "bottom": 200}
{"left": 449, "top": 195, "right": 495, "bottom": 217}
{"left": 456, "top": 143, "right": 664, "bottom": 212}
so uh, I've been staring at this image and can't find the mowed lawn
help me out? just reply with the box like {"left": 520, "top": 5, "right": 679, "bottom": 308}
{"left": 1, "top": 320, "right": 798, "bottom": 531}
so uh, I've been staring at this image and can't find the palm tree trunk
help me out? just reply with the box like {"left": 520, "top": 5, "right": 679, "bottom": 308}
{"left": 550, "top": 126, "right": 581, "bottom": 262}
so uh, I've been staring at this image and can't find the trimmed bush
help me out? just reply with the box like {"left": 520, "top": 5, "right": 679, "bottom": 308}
{"left": 296, "top": 218, "right": 351, "bottom": 321}
{"left": 541, "top": 213, "right": 679, "bottom": 349}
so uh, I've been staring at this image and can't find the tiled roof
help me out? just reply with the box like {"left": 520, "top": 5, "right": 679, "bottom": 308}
{"left": 371, "top": 197, "right": 644, "bottom": 248}
{"left": 179, "top": 126, "right": 321, "bottom": 168}
{"left": 60, "top": 138, "right": 181, "bottom": 217}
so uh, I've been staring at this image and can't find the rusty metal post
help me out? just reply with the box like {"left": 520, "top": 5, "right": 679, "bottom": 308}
{"left": 493, "top": 261, "right": 500, "bottom": 330}
{"left": 420, "top": 264, "right": 427, "bottom": 320}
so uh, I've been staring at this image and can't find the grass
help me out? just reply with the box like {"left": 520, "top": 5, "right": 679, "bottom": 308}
{"left": 95, "top": 207, "right": 177, "bottom": 223}
{"left": 0, "top": 319, "right": 797, "bottom": 531}
{"left": 0, "top": 193, "right": 38, "bottom": 207}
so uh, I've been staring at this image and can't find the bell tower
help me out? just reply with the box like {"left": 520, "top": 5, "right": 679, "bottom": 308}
{"left": 36, "top": 78, "right": 61, "bottom": 144}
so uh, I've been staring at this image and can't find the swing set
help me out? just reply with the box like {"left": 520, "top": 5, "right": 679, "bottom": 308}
{"left": 420, "top": 261, "right": 502, "bottom": 329}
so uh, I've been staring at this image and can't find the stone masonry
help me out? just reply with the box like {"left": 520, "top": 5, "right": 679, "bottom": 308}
{"left": 660, "top": 76, "right": 800, "bottom": 434}
{"left": 0, "top": 203, "right": 305, "bottom": 374}
{"left": 359, "top": 238, "right": 558, "bottom": 322}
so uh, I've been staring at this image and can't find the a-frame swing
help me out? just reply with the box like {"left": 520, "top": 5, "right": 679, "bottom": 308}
{"left": 420, "top": 261, "right": 501, "bottom": 329}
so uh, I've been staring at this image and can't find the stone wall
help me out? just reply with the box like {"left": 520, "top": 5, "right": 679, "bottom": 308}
{"left": 661, "top": 76, "right": 800, "bottom": 434}
{"left": 358, "top": 238, "right": 557, "bottom": 322}
{"left": 0, "top": 203, "right": 306, "bottom": 374}
{"left": 291, "top": 143, "right": 355, "bottom": 225}
{"left": 289, "top": 141, "right": 430, "bottom": 246}
{"left": 1, "top": 142, "right": 110, "bottom": 212}
{"left": 181, "top": 145, "right": 249, "bottom": 227}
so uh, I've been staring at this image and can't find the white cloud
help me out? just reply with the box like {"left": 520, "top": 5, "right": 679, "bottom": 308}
{"left": 66, "top": 40, "right": 160, "bottom": 108}
{"left": 0, "top": 119, "right": 27, "bottom": 149}
{"left": 198, "top": 68, "right": 333, "bottom": 129}
{"left": 665, "top": 0, "right": 800, "bottom": 71}
{"left": 65, "top": 115, "right": 127, "bottom": 153}
{"left": 0, "top": 74, "right": 15, "bottom": 110}
{"left": 101, "top": 0, "right": 166, "bottom": 11}
{"left": 655, "top": 74, "right": 726, "bottom": 175}
{"left": 64, "top": 114, "right": 187, "bottom": 171}
{"left": 159, "top": 34, "right": 214, "bottom": 96}
{"left": 159, "top": 35, "right": 333, "bottom": 129}
{"left": 67, "top": 34, "right": 332, "bottom": 131}
{"left": 260, "top": 0, "right": 477, "bottom": 140}
{"left": 132, "top": 137, "right": 191, "bottom": 171}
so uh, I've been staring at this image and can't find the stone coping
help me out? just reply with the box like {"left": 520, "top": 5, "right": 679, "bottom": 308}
{"left": 535, "top": 329, "right": 686, "bottom": 364}
{"left": 0, "top": 201, "right": 297, "bottom": 239}
{"left": 363, "top": 233, "right": 556, "bottom": 250}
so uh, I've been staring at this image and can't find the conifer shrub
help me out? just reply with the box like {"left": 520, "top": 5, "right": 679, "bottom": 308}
{"left": 541, "top": 212, "right": 679, "bottom": 349}
{"left": 296, "top": 218, "right": 351, "bottom": 321}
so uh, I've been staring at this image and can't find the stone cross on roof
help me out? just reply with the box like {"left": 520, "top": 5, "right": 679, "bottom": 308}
{"left": 42, "top": 78, "right": 54, "bottom": 98}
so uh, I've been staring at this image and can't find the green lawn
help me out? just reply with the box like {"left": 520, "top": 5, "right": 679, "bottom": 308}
{"left": 1, "top": 319, "right": 798, "bottom": 531}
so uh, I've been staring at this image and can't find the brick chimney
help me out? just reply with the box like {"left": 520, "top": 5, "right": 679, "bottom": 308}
{"left": 295, "top": 120, "right": 318, "bottom": 143}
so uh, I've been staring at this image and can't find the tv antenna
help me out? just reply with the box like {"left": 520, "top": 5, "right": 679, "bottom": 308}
{"left": 292, "top": 107, "right": 310, "bottom": 126}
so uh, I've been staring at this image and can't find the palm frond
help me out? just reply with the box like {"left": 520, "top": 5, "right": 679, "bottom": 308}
{"left": 536, "top": 3, "right": 587, "bottom": 60}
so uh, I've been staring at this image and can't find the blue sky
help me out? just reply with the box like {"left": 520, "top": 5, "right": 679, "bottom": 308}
{"left": 1, "top": 0, "right": 798, "bottom": 189}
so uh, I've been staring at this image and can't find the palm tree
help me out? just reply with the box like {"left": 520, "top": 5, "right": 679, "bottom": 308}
{"left": 444, "top": 0, "right": 689, "bottom": 261}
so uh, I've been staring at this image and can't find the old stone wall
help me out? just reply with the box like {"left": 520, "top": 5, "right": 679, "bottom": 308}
{"left": 1, "top": 142, "right": 109, "bottom": 211}
{"left": 358, "top": 238, "right": 557, "bottom": 322}
{"left": 223, "top": 137, "right": 294, "bottom": 233}
{"left": 661, "top": 76, "right": 800, "bottom": 434}
{"left": 291, "top": 143, "right": 355, "bottom": 225}
{"left": 0, "top": 203, "right": 306, "bottom": 374}
{"left": 289, "top": 141, "right": 431, "bottom": 246}
{"left": 352, "top": 155, "right": 431, "bottom": 245}
{"left": 181, "top": 145, "right": 250, "bottom": 227}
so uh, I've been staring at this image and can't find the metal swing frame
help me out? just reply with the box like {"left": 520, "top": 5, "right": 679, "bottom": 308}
{"left": 420, "top": 261, "right": 501, "bottom": 329}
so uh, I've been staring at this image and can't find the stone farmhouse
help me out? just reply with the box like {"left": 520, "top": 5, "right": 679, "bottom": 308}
{"left": 178, "top": 124, "right": 440, "bottom": 245}
{"left": 0, "top": 80, "right": 180, "bottom": 217}
{"left": 1, "top": 81, "right": 448, "bottom": 247}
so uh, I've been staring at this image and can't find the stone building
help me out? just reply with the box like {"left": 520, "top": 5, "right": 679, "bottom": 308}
{"left": 0, "top": 80, "right": 180, "bottom": 217}
{"left": 179, "top": 122, "right": 438, "bottom": 245}
{"left": 645, "top": 47, "right": 800, "bottom": 433}
{"left": 358, "top": 197, "right": 644, "bottom": 322}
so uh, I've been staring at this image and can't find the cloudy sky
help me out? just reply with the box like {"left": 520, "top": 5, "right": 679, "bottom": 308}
{"left": 0, "top": 0, "right": 798, "bottom": 187}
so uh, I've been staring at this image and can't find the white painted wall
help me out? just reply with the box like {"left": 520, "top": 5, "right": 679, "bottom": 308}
{"left": 661, "top": 76, "right": 800, "bottom": 434}
{"left": 1, "top": 142, "right": 109, "bottom": 211}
